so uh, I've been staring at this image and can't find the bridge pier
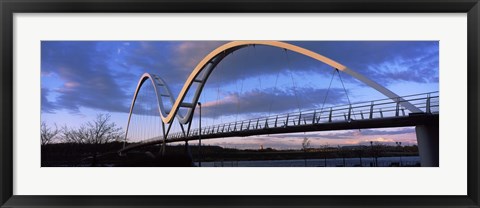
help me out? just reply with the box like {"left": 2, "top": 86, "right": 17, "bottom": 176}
{"left": 415, "top": 120, "right": 439, "bottom": 167}
{"left": 185, "top": 141, "right": 193, "bottom": 161}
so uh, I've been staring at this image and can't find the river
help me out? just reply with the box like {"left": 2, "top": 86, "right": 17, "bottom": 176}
{"left": 200, "top": 156, "right": 420, "bottom": 167}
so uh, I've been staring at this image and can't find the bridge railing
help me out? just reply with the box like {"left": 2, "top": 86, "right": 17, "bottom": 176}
{"left": 165, "top": 91, "right": 438, "bottom": 140}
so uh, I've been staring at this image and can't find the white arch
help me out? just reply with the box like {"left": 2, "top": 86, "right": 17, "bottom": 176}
{"left": 124, "top": 73, "right": 176, "bottom": 144}
{"left": 127, "top": 40, "right": 422, "bottom": 131}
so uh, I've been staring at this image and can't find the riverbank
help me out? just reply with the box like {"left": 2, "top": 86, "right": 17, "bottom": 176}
{"left": 42, "top": 143, "right": 419, "bottom": 167}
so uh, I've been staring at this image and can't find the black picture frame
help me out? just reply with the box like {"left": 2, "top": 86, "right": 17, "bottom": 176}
{"left": 1, "top": 0, "right": 479, "bottom": 207}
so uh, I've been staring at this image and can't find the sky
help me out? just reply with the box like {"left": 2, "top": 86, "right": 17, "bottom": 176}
{"left": 41, "top": 41, "right": 439, "bottom": 149}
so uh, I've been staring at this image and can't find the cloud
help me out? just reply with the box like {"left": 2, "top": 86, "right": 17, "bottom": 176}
{"left": 120, "top": 41, "right": 439, "bottom": 104}
{"left": 354, "top": 128, "right": 415, "bottom": 136}
{"left": 367, "top": 52, "right": 439, "bottom": 84}
{"left": 122, "top": 41, "right": 226, "bottom": 95}
{"left": 291, "top": 41, "right": 439, "bottom": 85}
{"left": 199, "top": 87, "right": 347, "bottom": 118}
{"left": 203, "top": 136, "right": 306, "bottom": 150}
{"left": 41, "top": 42, "right": 130, "bottom": 113}
{"left": 41, "top": 41, "right": 439, "bottom": 117}
{"left": 41, "top": 88, "right": 57, "bottom": 113}
{"left": 201, "top": 128, "right": 417, "bottom": 149}
{"left": 268, "top": 127, "right": 415, "bottom": 140}
{"left": 173, "top": 41, "right": 227, "bottom": 69}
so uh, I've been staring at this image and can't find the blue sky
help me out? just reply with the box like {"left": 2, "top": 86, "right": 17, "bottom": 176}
{"left": 41, "top": 41, "right": 439, "bottom": 149}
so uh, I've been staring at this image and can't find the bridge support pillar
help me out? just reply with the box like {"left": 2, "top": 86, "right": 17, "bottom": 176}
{"left": 185, "top": 141, "right": 193, "bottom": 159}
{"left": 415, "top": 121, "right": 439, "bottom": 167}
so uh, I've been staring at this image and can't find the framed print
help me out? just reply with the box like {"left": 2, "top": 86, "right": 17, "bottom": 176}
{"left": 1, "top": 0, "right": 479, "bottom": 207}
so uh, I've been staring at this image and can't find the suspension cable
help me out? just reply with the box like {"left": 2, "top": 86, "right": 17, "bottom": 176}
{"left": 149, "top": 85, "right": 153, "bottom": 140}
{"left": 267, "top": 62, "right": 281, "bottom": 117}
{"left": 237, "top": 79, "right": 244, "bottom": 121}
{"left": 284, "top": 49, "right": 301, "bottom": 114}
{"left": 212, "top": 58, "right": 222, "bottom": 125}
{"left": 214, "top": 84, "right": 221, "bottom": 123}
{"left": 321, "top": 68, "right": 337, "bottom": 112}
{"left": 337, "top": 69, "right": 356, "bottom": 120}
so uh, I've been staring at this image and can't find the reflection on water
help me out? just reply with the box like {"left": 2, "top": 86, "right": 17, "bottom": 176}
{"left": 201, "top": 156, "right": 420, "bottom": 167}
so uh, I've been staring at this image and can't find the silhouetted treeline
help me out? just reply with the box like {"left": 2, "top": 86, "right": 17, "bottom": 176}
{"left": 134, "top": 143, "right": 418, "bottom": 163}
{"left": 41, "top": 142, "right": 125, "bottom": 166}
{"left": 41, "top": 113, "right": 123, "bottom": 145}
{"left": 41, "top": 142, "right": 419, "bottom": 167}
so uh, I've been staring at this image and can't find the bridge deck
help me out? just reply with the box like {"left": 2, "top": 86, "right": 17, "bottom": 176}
{"left": 120, "top": 92, "right": 439, "bottom": 153}
{"left": 121, "top": 113, "right": 438, "bottom": 152}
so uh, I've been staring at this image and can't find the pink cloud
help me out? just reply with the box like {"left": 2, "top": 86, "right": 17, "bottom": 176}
{"left": 64, "top": 82, "right": 80, "bottom": 88}
{"left": 198, "top": 128, "right": 418, "bottom": 149}
{"left": 173, "top": 42, "right": 225, "bottom": 69}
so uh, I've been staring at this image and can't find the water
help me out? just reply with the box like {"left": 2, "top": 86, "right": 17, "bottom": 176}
{"left": 201, "top": 156, "right": 420, "bottom": 167}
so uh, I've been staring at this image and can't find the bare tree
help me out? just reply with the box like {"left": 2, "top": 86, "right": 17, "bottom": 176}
{"left": 41, "top": 121, "right": 60, "bottom": 145}
{"left": 302, "top": 137, "right": 311, "bottom": 167}
{"left": 61, "top": 125, "right": 81, "bottom": 144}
{"left": 86, "top": 114, "right": 123, "bottom": 144}
{"left": 59, "top": 114, "right": 123, "bottom": 145}
{"left": 302, "top": 137, "right": 311, "bottom": 150}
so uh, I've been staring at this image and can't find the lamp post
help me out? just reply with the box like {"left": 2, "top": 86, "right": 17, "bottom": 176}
{"left": 370, "top": 141, "right": 375, "bottom": 167}
{"left": 198, "top": 102, "right": 202, "bottom": 167}
{"left": 396, "top": 141, "right": 403, "bottom": 166}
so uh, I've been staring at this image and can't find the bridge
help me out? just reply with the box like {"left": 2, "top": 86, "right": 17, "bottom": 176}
{"left": 120, "top": 41, "right": 440, "bottom": 167}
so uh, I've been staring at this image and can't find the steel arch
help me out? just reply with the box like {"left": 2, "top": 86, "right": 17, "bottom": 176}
{"left": 124, "top": 73, "right": 176, "bottom": 145}
{"left": 127, "top": 41, "right": 422, "bottom": 131}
